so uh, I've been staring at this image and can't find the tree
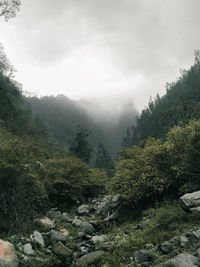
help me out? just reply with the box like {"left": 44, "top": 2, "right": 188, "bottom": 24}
{"left": 69, "top": 126, "right": 92, "bottom": 164}
{"left": 95, "top": 143, "right": 114, "bottom": 176}
{"left": 0, "top": 0, "right": 20, "bottom": 20}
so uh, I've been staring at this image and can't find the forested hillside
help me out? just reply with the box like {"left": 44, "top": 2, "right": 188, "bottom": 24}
{"left": 122, "top": 51, "right": 200, "bottom": 147}
{"left": 26, "top": 95, "right": 138, "bottom": 158}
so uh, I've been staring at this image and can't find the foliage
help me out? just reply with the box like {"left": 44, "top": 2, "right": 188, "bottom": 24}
{"left": 95, "top": 143, "right": 115, "bottom": 177}
{"left": 0, "top": 128, "right": 48, "bottom": 233}
{"left": 113, "top": 121, "right": 200, "bottom": 207}
{"left": 0, "top": 0, "right": 20, "bottom": 20}
{"left": 124, "top": 50, "right": 200, "bottom": 146}
{"left": 69, "top": 126, "right": 92, "bottom": 164}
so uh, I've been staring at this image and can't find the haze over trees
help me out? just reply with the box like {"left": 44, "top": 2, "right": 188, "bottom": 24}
{"left": 0, "top": 0, "right": 20, "bottom": 20}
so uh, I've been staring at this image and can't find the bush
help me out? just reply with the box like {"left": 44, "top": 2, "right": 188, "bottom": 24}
{"left": 112, "top": 121, "right": 200, "bottom": 208}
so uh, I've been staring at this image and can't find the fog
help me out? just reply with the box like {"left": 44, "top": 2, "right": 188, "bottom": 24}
{"left": 0, "top": 0, "right": 200, "bottom": 111}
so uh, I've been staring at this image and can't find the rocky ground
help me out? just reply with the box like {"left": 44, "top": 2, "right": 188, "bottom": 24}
{"left": 1, "top": 191, "right": 200, "bottom": 266}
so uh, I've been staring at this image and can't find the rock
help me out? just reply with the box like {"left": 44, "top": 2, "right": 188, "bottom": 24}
{"left": 59, "top": 229, "right": 69, "bottom": 237}
{"left": 180, "top": 190, "right": 200, "bottom": 209}
{"left": 159, "top": 241, "right": 174, "bottom": 254}
{"left": 50, "top": 230, "right": 66, "bottom": 245}
{"left": 0, "top": 239, "right": 19, "bottom": 267}
{"left": 32, "top": 231, "right": 44, "bottom": 246}
{"left": 23, "top": 243, "right": 34, "bottom": 255}
{"left": 134, "top": 249, "right": 154, "bottom": 263}
{"left": 75, "top": 251, "right": 105, "bottom": 266}
{"left": 72, "top": 219, "right": 83, "bottom": 227}
{"left": 79, "top": 222, "right": 94, "bottom": 235}
{"left": 97, "top": 241, "right": 115, "bottom": 250}
{"left": 36, "top": 217, "right": 55, "bottom": 230}
{"left": 53, "top": 241, "right": 73, "bottom": 256}
{"left": 156, "top": 253, "right": 199, "bottom": 267}
{"left": 180, "top": 236, "right": 189, "bottom": 247}
{"left": 89, "top": 219, "right": 101, "bottom": 227}
{"left": 47, "top": 209, "right": 62, "bottom": 220}
{"left": 192, "top": 229, "right": 200, "bottom": 239}
{"left": 62, "top": 212, "right": 73, "bottom": 222}
{"left": 190, "top": 206, "right": 200, "bottom": 214}
{"left": 78, "top": 205, "right": 90, "bottom": 215}
{"left": 91, "top": 235, "right": 107, "bottom": 244}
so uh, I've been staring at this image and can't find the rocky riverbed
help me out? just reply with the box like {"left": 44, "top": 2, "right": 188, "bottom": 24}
{"left": 2, "top": 191, "right": 200, "bottom": 266}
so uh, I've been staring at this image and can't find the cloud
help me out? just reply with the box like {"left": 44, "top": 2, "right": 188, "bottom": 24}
{"left": 1, "top": 0, "right": 200, "bottom": 110}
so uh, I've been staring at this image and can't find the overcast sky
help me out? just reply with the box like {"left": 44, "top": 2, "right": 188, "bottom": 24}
{"left": 0, "top": 0, "right": 199, "bottom": 111}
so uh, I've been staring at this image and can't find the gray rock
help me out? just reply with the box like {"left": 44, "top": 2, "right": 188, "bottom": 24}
{"left": 72, "top": 219, "right": 83, "bottom": 227}
{"left": 79, "top": 222, "right": 94, "bottom": 235}
{"left": 50, "top": 230, "right": 66, "bottom": 245}
{"left": 36, "top": 217, "right": 55, "bottom": 230}
{"left": 156, "top": 253, "right": 199, "bottom": 267}
{"left": 62, "top": 212, "right": 73, "bottom": 222}
{"left": 0, "top": 239, "right": 19, "bottom": 267}
{"left": 32, "top": 231, "right": 44, "bottom": 246}
{"left": 47, "top": 209, "right": 62, "bottom": 220}
{"left": 75, "top": 251, "right": 105, "bottom": 266}
{"left": 112, "top": 194, "right": 121, "bottom": 203}
{"left": 160, "top": 241, "right": 174, "bottom": 254}
{"left": 180, "top": 236, "right": 189, "bottom": 247}
{"left": 78, "top": 205, "right": 90, "bottom": 215}
{"left": 53, "top": 241, "right": 73, "bottom": 256}
{"left": 190, "top": 206, "right": 200, "bottom": 213}
{"left": 97, "top": 241, "right": 115, "bottom": 250}
{"left": 192, "top": 229, "right": 200, "bottom": 239}
{"left": 134, "top": 249, "right": 154, "bottom": 263}
{"left": 91, "top": 235, "right": 107, "bottom": 244}
{"left": 23, "top": 243, "right": 34, "bottom": 255}
{"left": 180, "top": 190, "right": 200, "bottom": 209}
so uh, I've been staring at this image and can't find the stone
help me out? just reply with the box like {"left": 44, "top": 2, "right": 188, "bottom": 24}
{"left": 32, "top": 231, "right": 44, "bottom": 246}
{"left": 62, "top": 212, "right": 73, "bottom": 222}
{"left": 180, "top": 190, "right": 200, "bottom": 209}
{"left": 36, "top": 217, "right": 55, "bottom": 230}
{"left": 23, "top": 243, "right": 34, "bottom": 255}
{"left": 50, "top": 230, "right": 66, "bottom": 245}
{"left": 180, "top": 236, "right": 189, "bottom": 247}
{"left": 75, "top": 251, "right": 105, "bottom": 266}
{"left": 156, "top": 253, "right": 199, "bottom": 267}
{"left": 134, "top": 249, "right": 154, "bottom": 263}
{"left": 97, "top": 241, "right": 115, "bottom": 251}
{"left": 78, "top": 205, "right": 90, "bottom": 215}
{"left": 72, "top": 219, "right": 83, "bottom": 227}
{"left": 53, "top": 241, "right": 73, "bottom": 256}
{"left": 91, "top": 235, "right": 107, "bottom": 244}
{"left": 0, "top": 239, "right": 19, "bottom": 267}
{"left": 160, "top": 241, "right": 174, "bottom": 254}
{"left": 192, "top": 229, "right": 200, "bottom": 239}
{"left": 59, "top": 229, "right": 69, "bottom": 237}
{"left": 47, "top": 209, "right": 62, "bottom": 220}
{"left": 89, "top": 219, "right": 101, "bottom": 227}
{"left": 79, "top": 222, "right": 94, "bottom": 235}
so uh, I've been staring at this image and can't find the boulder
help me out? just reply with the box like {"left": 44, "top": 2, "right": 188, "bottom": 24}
{"left": 53, "top": 241, "right": 73, "bottom": 257}
{"left": 159, "top": 241, "right": 174, "bottom": 254}
{"left": 79, "top": 222, "right": 94, "bottom": 235}
{"left": 72, "top": 219, "right": 83, "bottom": 227}
{"left": 23, "top": 243, "right": 34, "bottom": 255}
{"left": 78, "top": 205, "right": 90, "bottom": 215}
{"left": 62, "top": 212, "right": 73, "bottom": 223}
{"left": 36, "top": 217, "right": 55, "bottom": 230}
{"left": 50, "top": 230, "right": 66, "bottom": 245}
{"left": 59, "top": 229, "right": 69, "bottom": 237}
{"left": 75, "top": 251, "right": 105, "bottom": 266}
{"left": 47, "top": 209, "right": 62, "bottom": 220}
{"left": 91, "top": 235, "right": 107, "bottom": 244}
{"left": 156, "top": 253, "right": 199, "bottom": 267}
{"left": 180, "top": 190, "right": 200, "bottom": 209}
{"left": 0, "top": 239, "right": 19, "bottom": 267}
{"left": 134, "top": 249, "right": 154, "bottom": 263}
{"left": 32, "top": 231, "right": 44, "bottom": 246}
{"left": 180, "top": 236, "right": 189, "bottom": 247}
{"left": 190, "top": 206, "right": 200, "bottom": 213}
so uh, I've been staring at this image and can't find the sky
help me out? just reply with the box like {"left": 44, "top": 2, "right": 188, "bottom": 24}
{"left": 0, "top": 0, "right": 200, "bottom": 111}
